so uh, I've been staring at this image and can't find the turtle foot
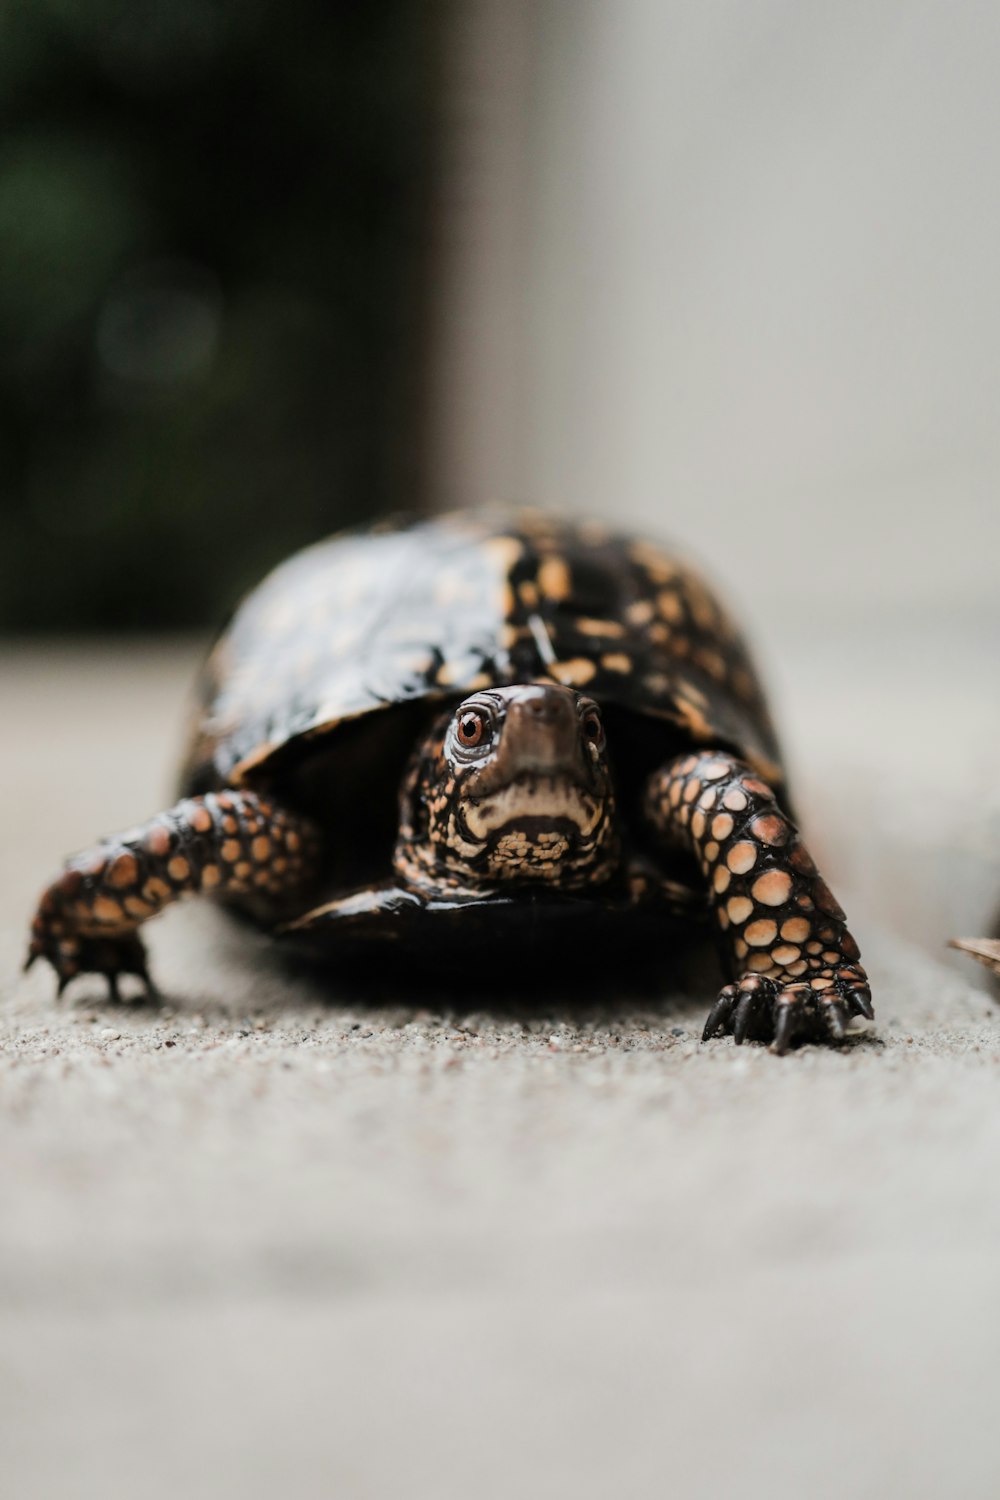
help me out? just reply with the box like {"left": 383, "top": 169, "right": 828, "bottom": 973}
{"left": 25, "top": 925, "right": 156, "bottom": 1002}
{"left": 702, "top": 968, "right": 874, "bottom": 1054}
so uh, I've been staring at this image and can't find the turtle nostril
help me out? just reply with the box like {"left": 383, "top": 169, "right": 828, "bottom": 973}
{"left": 523, "top": 697, "right": 567, "bottom": 724}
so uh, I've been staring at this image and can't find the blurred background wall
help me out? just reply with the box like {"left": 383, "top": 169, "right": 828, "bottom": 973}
{"left": 0, "top": 0, "right": 441, "bottom": 629}
{"left": 432, "top": 0, "right": 1000, "bottom": 632}
{"left": 5, "top": 0, "right": 999, "bottom": 639}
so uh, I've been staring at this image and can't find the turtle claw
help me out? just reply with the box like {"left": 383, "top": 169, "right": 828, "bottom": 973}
{"left": 702, "top": 969, "right": 874, "bottom": 1053}
{"left": 732, "top": 991, "right": 755, "bottom": 1045}
{"left": 822, "top": 1000, "right": 848, "bottom": 1042}
{"left": 26, "top": 926, "right": 155, "bottom": 1004}
{"left": 702, "top": 985, "right": 737, "bottom": 1042}
{"left": 732, "top": 976, "right": 772, "bottom": 1045}
{"left": 772, "top": 1001, "right": 797, "bottom": 1055}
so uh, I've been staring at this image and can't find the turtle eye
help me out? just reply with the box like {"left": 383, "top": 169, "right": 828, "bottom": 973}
{"left": 581, "top": 706, "right": 604, "bottom": 745}
{"left": 456, "top": 708, "right": 491, "bottom": 748}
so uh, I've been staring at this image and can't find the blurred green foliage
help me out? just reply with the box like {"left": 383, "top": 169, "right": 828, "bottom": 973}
{"left": 0, "top": 0, "right": 440, "bottom": 629}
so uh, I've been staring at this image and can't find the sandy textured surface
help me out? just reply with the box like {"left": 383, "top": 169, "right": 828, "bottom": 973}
{"left": 3, "top": 635, "right": 1000, "bottom": 1500}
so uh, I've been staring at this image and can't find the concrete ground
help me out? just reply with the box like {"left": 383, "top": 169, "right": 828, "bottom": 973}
{"left": 2, "top": 630, "right": 1000, "bottom": 1500}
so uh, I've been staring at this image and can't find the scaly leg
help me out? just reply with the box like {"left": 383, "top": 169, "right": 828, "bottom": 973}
{"left": 644, "top": 751, "right": 872, "bottom": 1052}
{"left": 26, "top": 791, "right": 322, "bottom": 998}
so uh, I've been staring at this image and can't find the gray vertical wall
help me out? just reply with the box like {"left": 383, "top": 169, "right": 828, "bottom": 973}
{"left": 432, "top": 0, "right": 1000, "bottom": 627}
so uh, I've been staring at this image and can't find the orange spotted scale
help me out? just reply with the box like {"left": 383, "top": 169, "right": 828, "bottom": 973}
{"left": 26, "top": 511, "right": 873, "bottom": 1052}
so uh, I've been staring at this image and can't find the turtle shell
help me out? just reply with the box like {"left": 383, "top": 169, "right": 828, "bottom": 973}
{"left": 180, "top": 511, "right": 784, "bottom": 795}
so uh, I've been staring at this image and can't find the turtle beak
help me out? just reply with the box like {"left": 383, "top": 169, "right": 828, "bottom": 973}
{"left": 500, "top": 688, "right": 587, "bottom": 779}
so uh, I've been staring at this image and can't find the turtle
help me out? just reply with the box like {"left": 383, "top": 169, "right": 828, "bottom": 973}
{"left": 26, "top": 511, "right": 873, "bottom": 1051}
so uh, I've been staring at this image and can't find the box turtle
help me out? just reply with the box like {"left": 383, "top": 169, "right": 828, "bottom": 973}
{"left": 27, "top": 512, "right": 872, "bottom": 1052}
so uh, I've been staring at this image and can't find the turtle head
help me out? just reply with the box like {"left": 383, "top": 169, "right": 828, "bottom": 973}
{"left": 397, "top": 683, "right": 619, "bottom": 889}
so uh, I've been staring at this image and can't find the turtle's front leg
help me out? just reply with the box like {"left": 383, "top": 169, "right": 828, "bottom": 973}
{"left": 644, "top": 751, "right": 872, "bottom": 1052}
{"left": 26, "top": 791, "right": 322, "bottom": 998}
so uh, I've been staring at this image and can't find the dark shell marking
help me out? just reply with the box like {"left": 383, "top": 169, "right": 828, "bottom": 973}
{"left": 182, "top": 512, "right": 783, "bottom": 792}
